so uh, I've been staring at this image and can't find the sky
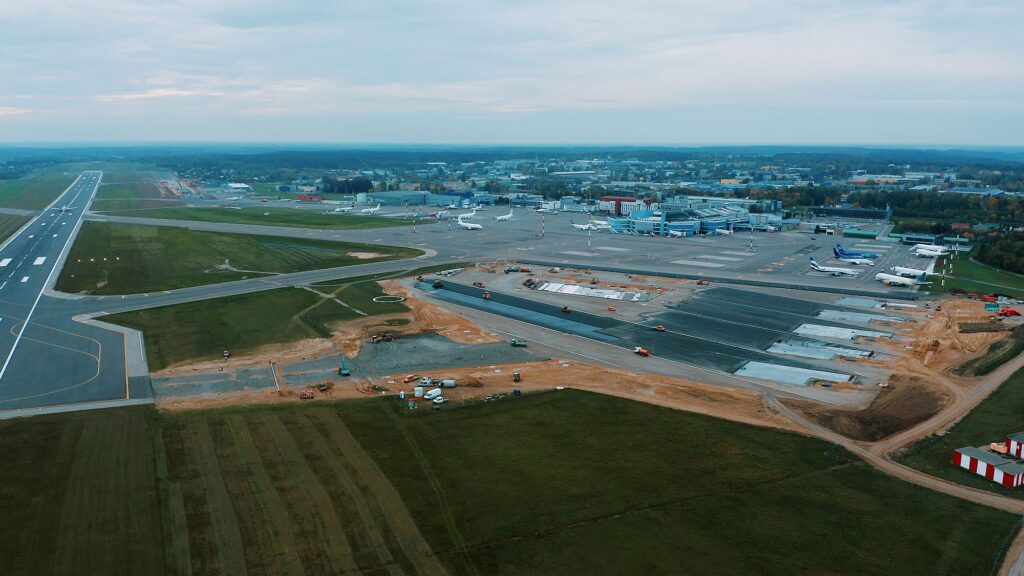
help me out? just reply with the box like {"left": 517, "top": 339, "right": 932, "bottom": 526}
{"left": 1, "top": 0, "right": 1022, "bottom": 145}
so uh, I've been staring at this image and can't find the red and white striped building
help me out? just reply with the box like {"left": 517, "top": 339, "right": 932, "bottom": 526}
{"left": 1006, "top": 432, "right": 1024, "bottom": 458}
{"left": 952, "top": 447, "right": 1024, "bottom": 489}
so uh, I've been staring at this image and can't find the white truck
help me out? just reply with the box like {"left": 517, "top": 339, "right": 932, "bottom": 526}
{"left": 423, "top": 387, "right": 443, "bottom": 401}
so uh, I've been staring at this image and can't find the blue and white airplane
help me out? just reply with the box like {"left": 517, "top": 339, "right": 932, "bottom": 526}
{"left": 835, "top": 244, "right": 879, "bottom": 260}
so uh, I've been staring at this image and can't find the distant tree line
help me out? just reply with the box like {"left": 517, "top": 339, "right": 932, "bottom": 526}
{"left": 849, "top": 190, "right": 1024, "bottom": 225}
{"left": 975, "top": 233, "right": 1024, "bottom": 275}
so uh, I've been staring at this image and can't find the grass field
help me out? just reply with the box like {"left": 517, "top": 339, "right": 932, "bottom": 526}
{"left": 95, "top": 206, "right": 424, "bottom": 229}
{"left": 0, "top": 393, "right": 1015, "bottom": 575}
{"left": 340, "top": 390, "right": 1018, "bottom": 575}
{"left": 0, "top": 171, "right": 76, "bottom": 210}
{"left": 56, "top": 222, "right": 421, "bottom": 295}
{"left": 0, "top": 214, "right": 30, "bottom": 244}
{"left": 107, "top": 279, "right": 408, "bottom": 369}
{"left": 95, "top": 180, "right": 163, "bottom": 200}
{"left": 932, "top": 256, "right": 1024, "bottom": 298}
{"left": 900, "top": 367, "right": 1024, "bottom": 500}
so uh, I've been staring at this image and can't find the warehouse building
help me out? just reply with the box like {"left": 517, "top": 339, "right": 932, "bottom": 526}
{"left": 1006, "top": 432, "right": 1024, "bottom": 457}
{"left": 952, "top": 446, "right": 1024, "bottom": 488}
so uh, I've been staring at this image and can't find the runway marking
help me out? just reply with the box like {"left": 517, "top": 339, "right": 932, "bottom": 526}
{"left": 720, "top": 251, "right": 754, "bottom": 257}
{"left": 0, "top": 282, "right": 5, "bottom": 290}
{"left": 700, "top": 255, "right": 743, "bottom": 262}
{"left": 52, "top": 234, "right": 58, "bottom": 238}
{"left": 562, "top": 251, "right": 595, "bottom": 257}
{"left": 669, "top": 259, "right": 726, "bottom": 268}
{"left": 0, "top": 259, "right": 10, "bottom": 267}
{"left": 594, "top": 247, "right": 628, "bottom": 252}
{"left": 32, "top": 257, "right": 46, "bottom": 266}
{"left": 20, "top": 277, "right": 28, "bottom": 283}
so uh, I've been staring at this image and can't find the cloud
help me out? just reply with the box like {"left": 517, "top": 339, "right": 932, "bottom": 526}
{"left": 0, "top": 107, "right": 31, "bottom": 117}
{"left": 0, "top": 0, "right": 1021, "bottom": 142}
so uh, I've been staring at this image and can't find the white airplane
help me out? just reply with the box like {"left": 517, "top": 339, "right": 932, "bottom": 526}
{"left": 570, "top": 219, "right": 598, "bottom": 231}
{"left": 458, "top": 208, "right": 478, "bottom": 219}
{"left": 360, "top": 203, "right": 381, "bottom": 214}
{"left": 457, "top": 215, "right": 482, "bottom": 230}
{"left": 911, "top": 243, "right": 949, "bottom": 254}
{"left": 892, "top": 265, "right": 940, "bottom": 278}
{"left": 333, "top": 206, "right": 355, "bottom": 213}
{"left": 535, "top": 207, "right": 557, "bottom": 214}
{"left": 226, "top": 196, "right": 242, "bottom": 201}
{"left": 875, "top": 272, "right": 928, "bottom": 287}
{"left": 429, "top": 209, "right": 449, "bottom": 219}
{"left": 668, "top": 230, "right": 686, "bottom": 238}
{"left": 913, "top": 247, "right": 945, "bottom": 258}
{"left": 495, "top": 209, "right": 513, "bottom": 222}
{"left": 588, "top": 216, "right": 612, "bottom": 230}
{"left": 709, "top": 228, "right": 733, "bottom": 236}
{"left": 54, "top": 205, "right": 75, "bottom": 212}
{"left": 809, "top": 258, "right": 859, "bottom": 277}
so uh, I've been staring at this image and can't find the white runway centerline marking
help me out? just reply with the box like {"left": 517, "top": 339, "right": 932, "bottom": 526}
{"left": 20, "top": 276, "right": 29, "bottom": 283}
{"left": 594, "top": 246, "right": 628, "bottom": 252}
{"left": 721, "top": 250, "right": 754, "bottom": 257}
{"left": 700, "top": 255, "right": 742, "bottom": 262}
{"left": 0, "top": 259, "right": 10, "bottom": 267}
{"left": 670, "top": 259, "right": 726, "bottom": 268}
{"left": 32, "top": 257, "right": 46, "bottom": 266}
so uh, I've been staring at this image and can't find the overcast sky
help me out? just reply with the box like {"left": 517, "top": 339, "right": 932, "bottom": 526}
{"left": 1, "top": 0, "right": 1021, "bottom": 145}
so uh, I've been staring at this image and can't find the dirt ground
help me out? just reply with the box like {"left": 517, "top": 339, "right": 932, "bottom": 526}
{"left": 799, "top": 375, "right": 950, "bottom": 441}
{"left": 346, "top": 252, "right": 386, "bottom": 259}
{"left": 158, "top": 358, "right": 798, "bottom": 432}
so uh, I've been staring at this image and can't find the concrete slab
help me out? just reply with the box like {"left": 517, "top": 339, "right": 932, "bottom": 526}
{"left": 735, "top": 361, "right": 852, "bottom": 385}
{"left": 768, "top": 340, "right": 873, "bottom": 360}
{"left": 794, "top": 324, "right": 891, "bottom": 340}
{"left": 699, "top": 255, "right": 743, "bottom": 262}
{"left": 669, "top": 260, "right": 726, "bottom": 268}
{"left": 816, "top": 309, "right": 903, "bottom": 324}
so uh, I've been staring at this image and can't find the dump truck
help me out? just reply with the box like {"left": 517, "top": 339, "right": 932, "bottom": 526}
{"left": 633, "top": 347, "right": 650, "bottom": 357}
{"left": 999, "top": 308, "right": 1022, "bottom": 317}
{"left": 510, "top": 339, "right": 528, "bottom": 347}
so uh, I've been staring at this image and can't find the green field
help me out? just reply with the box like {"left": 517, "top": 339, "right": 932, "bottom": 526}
{"left": 931, "top": 256, "right": 1024, "bottom": 298}
{"left": 0, "top": 171, "right": 77, "bottom": 210}
{"left": 900, "top": 367, "right": 1024, "bottom": 499}
{"left": 95, "top": 206, "right": 424, "bottom": 229}
{"left": 0, "top": 394, "right": 1015, "bottom": 575}
{"left": 108, "top": 279, "right": 408, "bottom": 370}
{"left": 0, "top": 214, "right": 30, "bottom": 244}
{"left": 95, "top": 179, "right": 163, "bottom": 200}
{"left": 56, "top": 222, "right": 421, "bottom": 295}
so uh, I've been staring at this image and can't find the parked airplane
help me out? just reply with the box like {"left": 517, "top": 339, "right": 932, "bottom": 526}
{"left": 570, "top": 219, "right": 598, "bottom": 231}
{"left": 333, "top": 206, "right": 355, "bottom": 213}
{"left": 458, "top": 208, "right": 478, "bottom": 219}
{"left": 226, "top": 196, "right": 242, "bottom": 201}
{"left": 429, "top": 209, "right": 449, "bottom": 219}
{"left": 911, "top": 243, "right": 949, "bottom": 254}
{"left": 587, "top": 216, "right": 612, "bottom": 230}
{"left": 709, "top": 228, "right": 733, "bottom": 236}
{"left": 892, "top": 266, "right": 940, "bottom": 278}
{"left": 913, "top": 247, "right": 945, "bottom": 258}
{"left": 495, "top": 209, "right": 513, "bottom": 221}
{"left": 832, "top": 248, "right": 876, "bottom": 265}
{"left": 875, "top": 272, "right": 928, "bottom": 287}
{"left": 835, "top": 244, "right": 879, "bottom": 260}
{"left": 668, "top": 230, "right": 686, "bottom": 238}
{"left": 360, "top": 203, "right": 381, "bottom": 214}
{"left": 809, "top": 258, "right": 859, "bottom": 277}
{"left": 457, "top": 215, "right": 482, "bottom": 230}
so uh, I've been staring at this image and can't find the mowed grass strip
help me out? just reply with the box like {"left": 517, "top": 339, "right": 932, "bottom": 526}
{"left": 95, "top": 180, "right": 163, "bottom": 200}
{"left": 98, "top": 206, "right": 425, "bottom": 229}
{"left": 56, "top": 222, "right": 421, "bottom": 294}
{"left": 0, "top": 171, "right": 77, "bottom": 210}
{"left": 933, "top": 256, "right": 1024, "bottom": 298}
{"left": 0, "top": 408, "right": 166, "bottom": 575}
{"left": 106, "top": 278, "right": 407, "bottom": 369}
{"left": 339, "top": 390, "right": 1018, "bottom": 575}
{"left": 0, "top": 213, "right": 30, "bottom": 244}
{"left": 900, "top": 366, "right": 1024, "bottom": 500}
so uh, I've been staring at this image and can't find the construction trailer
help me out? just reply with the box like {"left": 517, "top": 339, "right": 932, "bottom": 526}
{"left": 952, "top": 446, "right": 1024, "bottom": 488}
{"left": 1006, "top": 432, "right": 1024, "bottom": 457}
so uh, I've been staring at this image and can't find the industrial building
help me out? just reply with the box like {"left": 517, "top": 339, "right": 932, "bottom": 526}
{"left": 952, "top": 447, "right": 1024, "bottom": 488}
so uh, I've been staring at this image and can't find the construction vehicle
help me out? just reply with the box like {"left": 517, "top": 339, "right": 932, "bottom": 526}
{"left": 433, "top": 279, "right": 444, "bottom": 288}
{"left": 561, "top": 306, "right": 571, "bottom": 314}
{"left": 998, "top": 308, "right": 1022, "bottom": 317}
{"left": 510, "top": 339, "right": 528, "bottom": 347}
{"left": 403, "top": 374, "right": 420, "bottom": 383}
{"left": 654, "top": 325, "right": 666, "bottom": 332}
{"left": 338, "top": 357, "right": 351, "bottom": 376}
{"left": 299, "top": 389, "right": 315, "bottom": 400}
{"left": 223, "top": 350, "right": 231, "bottom": 359}
{"left": 416, "top": 275, "right": 424, "bottom": 282}
{"left": 472, "top": 282, "right": 486, "bottom": 288}
{"left": 633, "top": 347, "right": 650, "bottom": 357}
{"left": 607, "top": 306, "right": 616, "bottom": 312}
{"left": 513, "top": 372, "right": 521, "bottom": 383}
{"left": 318, "top": 381, "right": 333, "bottom": 392}
{"left": 981, "top": 294, "right": 998, "bottom": 303}
{"left": 482, "top": 291, "right": 492, "bottom": 300}
{"left": 370, "top": 332, "right": 395, "bottom": 344}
